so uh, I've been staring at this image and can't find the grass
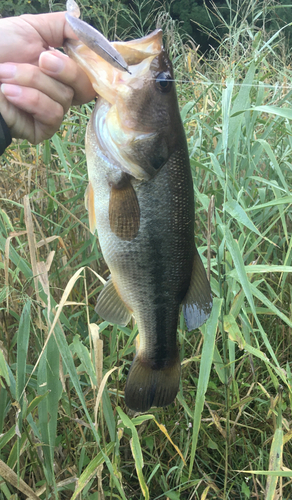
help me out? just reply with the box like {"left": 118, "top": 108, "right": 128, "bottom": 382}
{"left": 1, "top": 1, "right": 292, "bottom": 498}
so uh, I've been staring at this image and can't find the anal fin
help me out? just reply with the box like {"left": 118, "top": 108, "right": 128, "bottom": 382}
{"left": 182, "top": 249, "right": 213, "bottom": 331}
{"left": 95, "top": 276, "right": 132, "bottom": 326}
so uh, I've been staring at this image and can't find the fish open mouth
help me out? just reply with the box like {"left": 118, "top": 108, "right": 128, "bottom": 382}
{"left": 64, "top": 29, "right": 164, "bottom": 106}
{"left": 65, "top": 4, "right": 178, "bottom": 181}
{"left": 65, "top": 22, "right": 170, "bottom": 180}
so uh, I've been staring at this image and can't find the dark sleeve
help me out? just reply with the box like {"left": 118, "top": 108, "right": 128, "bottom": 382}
{"left": 0, "top": 113, "right": 12, "bottom": 156}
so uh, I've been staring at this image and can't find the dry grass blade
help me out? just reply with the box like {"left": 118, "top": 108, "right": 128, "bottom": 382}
{"left": 154, "top": 418, "right": 186, "bottom": 466}
{"left": 36, "top": 260, "right": 51, "bottom": 330}
{"left": 39, "top": 186, "right": 91, "bottom": 233}
{"left": 266, "top": 392, "right": 284, "bottom": 500}
{"left": 29, "top": 266, "right": 86, "bottom": 380}
{"left": 23, "top": 195, "right": 40, "bottom": 302}
{"left": 207, "top": 194, "right": 215, "bottom": 281}
{"left": 0, "top": 458, "right": 40, "bottom": 500}
{"left": 36, "top": 234, "right": 69, "bottom": 258}
{"left": 4, "top": 230, "right": 27, "bottom": 314}
{"left": 90, "top": 323, "right": 103, "bottom": 388}
{"left": 94, "top": 367, "right": 117, "bottom": 427}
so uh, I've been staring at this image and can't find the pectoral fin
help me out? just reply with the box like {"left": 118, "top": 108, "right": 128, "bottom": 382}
{"left": 182, "top": 250, "right": 213, "bottom": 331}
{"left": 109, "top": 175, "right": 140, "bottom": 240}
{"left": 95, "top": 276, "right": 132, "bottom": 326}
{"left": 85, "top": 182, "right": 97, "bottom": 234}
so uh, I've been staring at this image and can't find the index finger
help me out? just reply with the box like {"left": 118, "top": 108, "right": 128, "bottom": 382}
{"left": 19, "top": 11, "right": 79, "bottom": 49}
{"left": 39, "top": 49, "right": 96, "bottom": 105}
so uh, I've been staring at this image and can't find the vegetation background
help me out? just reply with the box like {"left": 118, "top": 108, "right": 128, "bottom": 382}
{"left": 1, "top": 0, "right": 292, "bottom": 498}
{"left": 1, "top": 0, "right": 292, "bottom": 53}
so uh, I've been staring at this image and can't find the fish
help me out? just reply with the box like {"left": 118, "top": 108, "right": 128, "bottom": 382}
{"left": 65, "top": 0, "right": 213, "bottom": 412}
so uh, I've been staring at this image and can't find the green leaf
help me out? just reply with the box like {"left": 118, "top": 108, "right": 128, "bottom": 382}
{"left": 131, "top": 415, "right": 155, "bottom": 426}
{"left": 24, "top": 392, "right": 50, "bottom": 419}
{"left": 256, "top": 139, "right": 288, "bottom": 192}
{"left": 224, "top": 227, "right": 281, "bottom": 372}
{"left": 224, "top": 199, "right": 262, "bottom": 236}
{"left": 181, "top": 101, "right": 195, "bottom": 121}
{"left": 0, "top": 349, "right": 9, "bottom": 387}
{"left": 51, "top": 134, "right": 73, "bottom": 185}
{"left": 245, "top": 195, "right": 292, "bottom": 211}
{"left": 228, "top": 265, "right": 292, "bottom": 277}
{"left": 16, "top": 300, "right": 31, "bottom": 433}
{"left": 117, "top": 407, "right": 149, "bottom": 500}
{"left": 52, "top": 316, "right": 127, "bottom": 500}
{"left": 222, "top": 78, "right": 234, "bottom": 160}
{"left": 72, "top": 335, "right": 97, "bottom": 386}
{"left": 228, "top": 61, "right": 256, "bottom": 148}
{"left": 244, "top": 470, "right": 292, "bottom": 477}
{"left": 46, "top": 326, "right": 62, "bottom": 466}
{"left": 71, "top": 442, "right": 115, "bottom": 500}
{"left": 251, "top": 105, "right": 292, "bottom": 121}
{"left": 224, "top": 314, "right": 245, "bottom": 349}
{"left": 189, "top": 297, "right": 223, "bottom": 476}
{"left": 0, "top": 426, "right": 16, "bottom": 452}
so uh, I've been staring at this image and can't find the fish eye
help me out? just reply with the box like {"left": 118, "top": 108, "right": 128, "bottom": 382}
{"left": 155, "top": 72, "right": 172, "bottom": 93}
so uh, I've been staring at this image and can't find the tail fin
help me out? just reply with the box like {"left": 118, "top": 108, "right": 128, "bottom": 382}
{"left": 124, "top": 353, "right": 181, "bottom": 412}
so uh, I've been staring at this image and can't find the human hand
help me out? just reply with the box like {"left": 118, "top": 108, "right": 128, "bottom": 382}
{"left": 0, "top": 12, "right": 96, "bottom": 144}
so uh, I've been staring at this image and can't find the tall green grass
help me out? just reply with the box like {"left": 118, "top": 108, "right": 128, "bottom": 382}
{"left": 1, "top": 1, "right": 292, "bottom": 498}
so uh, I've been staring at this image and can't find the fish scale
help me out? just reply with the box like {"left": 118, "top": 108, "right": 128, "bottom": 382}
{"left": 65, "top": 6, "right": 213, "bottom": 412}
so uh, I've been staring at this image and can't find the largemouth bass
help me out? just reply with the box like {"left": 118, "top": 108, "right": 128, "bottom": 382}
{"left": 65, "top": 2, "right": 212, "bottom": 412}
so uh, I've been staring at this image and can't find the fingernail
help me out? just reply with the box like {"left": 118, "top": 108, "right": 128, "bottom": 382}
{"left": 39, "top": 52, "right": 65, "bottom": 73}
{"left": 0, "top": 63, "right": 17, "bottom": 78}
{"left": 1, "top": 83, "right": 21, "bottom": 97}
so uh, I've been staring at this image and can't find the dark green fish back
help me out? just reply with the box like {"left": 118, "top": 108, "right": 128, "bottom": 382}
{"left": 106, "top": 144, "right": 195, "bottom": 411}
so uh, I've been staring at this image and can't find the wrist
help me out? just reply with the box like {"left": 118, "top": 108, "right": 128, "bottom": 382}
{"left": 0, "top": 113, "right": 12, "bottom": 155}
